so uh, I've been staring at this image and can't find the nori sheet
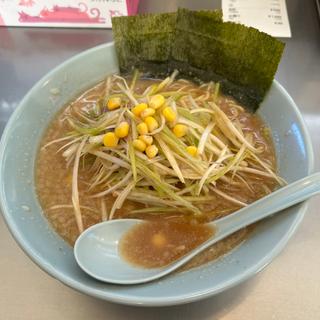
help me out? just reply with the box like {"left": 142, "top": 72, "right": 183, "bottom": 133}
{"left": 112, "top": 8, "right": 284, "bottom": 111}
{"left": 111, "top": 12, "right": 176, "bottom": 73}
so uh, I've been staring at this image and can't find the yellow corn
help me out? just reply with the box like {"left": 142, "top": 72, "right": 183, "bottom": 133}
{"left": 103, "top": 132, "right": 119, "bottom": 147}
{"left": 107, "top": 97, "right": 121, "bottom": 110}
{"left": 152, "top": 233, "right": 167, "bottom": 248}
{"left": 139, "top": 135, "right": 153, "bottom": 146}
{"left": 133, "top": 139, "right": 147, "bottom": 152}
{"left": 132, "top": 103, "right": 148, "bottom": 117}
{"left": 149, "top": 94, "right": 165, "bottom": 109}
{"left": 140, "top": 108, "right": 155, "bottom": 118}
{"left": 115, "top": 121, "right": 129, "bottom": 138}
{"left": 162, "top": 106, "right": 176, "bottom": 122}
{"left": 173, "top": 124, "right": 188, "bottom": 138}
{"left": 146, "top": 145, "right": 159, "bottom": 158}
{"left": 144, "top": 116, "right": 159, "bottom": 132}
{"left": 137, "top": 122, "right": 149, "bottom": 135}
{"left": 186, "top": 146, "right": 198, "bottom": 157}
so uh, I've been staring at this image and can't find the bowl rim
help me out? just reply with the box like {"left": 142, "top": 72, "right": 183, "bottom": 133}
{"left": 0, "top": 43, "right": 315, "bottom": 307}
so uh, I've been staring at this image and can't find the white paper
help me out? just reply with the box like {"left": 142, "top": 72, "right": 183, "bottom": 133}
{"left": 222, "top": 0, "right": 291, "bottom": 38}
{"left": 0, "top": 0, "right": 137, "bottom": 29}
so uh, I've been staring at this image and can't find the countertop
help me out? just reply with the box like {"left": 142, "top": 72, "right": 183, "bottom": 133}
{"left": 1, "top": 1, "right": 320, "bottom": 319}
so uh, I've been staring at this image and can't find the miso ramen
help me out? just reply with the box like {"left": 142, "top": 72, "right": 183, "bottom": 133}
{"left": 36, "top": 72, "right": 284, "bottom": 269}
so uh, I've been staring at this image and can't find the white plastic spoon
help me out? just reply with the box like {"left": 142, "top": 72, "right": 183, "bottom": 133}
{"left": 74, "top": 172, "right": 320, "bottom": 285}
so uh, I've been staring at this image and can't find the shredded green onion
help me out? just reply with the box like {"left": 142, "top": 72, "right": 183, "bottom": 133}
{"left": 46, "top": 71, "right": 285, "bottom": 233}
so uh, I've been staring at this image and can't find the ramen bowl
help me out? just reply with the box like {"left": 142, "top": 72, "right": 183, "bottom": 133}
{"left": 0, "top": 43, "right": 314, "bottom": 306}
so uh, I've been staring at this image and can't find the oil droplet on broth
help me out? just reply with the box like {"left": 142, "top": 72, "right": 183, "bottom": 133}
{"left": 119, "top": 220, "right": 215, "bottom": 269}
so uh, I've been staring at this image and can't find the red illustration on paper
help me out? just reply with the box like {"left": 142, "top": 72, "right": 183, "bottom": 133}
{"left": 19, "top": 0, "right": 35, "bottom": 7}
{"left": 18, "top": 2, "right": 105, "bottom": 24}
{"left": 109, "top": 10, "right": 123, "bottom": 18}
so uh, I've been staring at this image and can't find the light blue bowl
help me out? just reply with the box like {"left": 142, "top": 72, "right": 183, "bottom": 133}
{"left": 0, "top": 43, "right": 314, "bottom": 306}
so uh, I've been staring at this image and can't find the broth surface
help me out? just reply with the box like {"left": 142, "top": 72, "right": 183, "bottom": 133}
{"left": 36, "top": 77, "right": 278, "bottom": 270}
{"left": 120, "top": 220, "right": 215, "bottom": 268}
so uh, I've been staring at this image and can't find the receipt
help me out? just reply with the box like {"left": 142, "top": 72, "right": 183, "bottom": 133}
{"left": 222, "top": 0, "right": 291, "bottom": 38}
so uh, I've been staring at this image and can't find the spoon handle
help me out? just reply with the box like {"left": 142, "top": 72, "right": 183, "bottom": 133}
{"left": 213, "top": 172, "right": 320, "bottom": 241}
{"left": 158, "top": 173, "right": 320, "bottom": 278}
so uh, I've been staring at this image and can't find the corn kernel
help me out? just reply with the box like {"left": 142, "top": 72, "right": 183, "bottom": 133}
{"left": 144, "top": 116, "right": 159, "bottom": 132}
{"left": 139, "top": 135, "right": 153, "bottom": 146}
{"left": 146, "top": 145, "right": 159, "bottom": 158}
{"left": 115, "top": 121, "right": 129, "bottom": 138}
{"left": 137, "top": 122, "right": 149, "bottom": 135}
{"left": 132, "top": 103, "right": 148, "bottom": 117}
{"left": 149, "top": 94, "right": 165, "bottom": 109}
{"left": 107, "top": 97, "right": 121, "bottom": 110}
{"left": 140, "top": 108, "right": 155, "bottom": 118}
{"left": 132, "top": 139, "right": 147, "bottom": 152}
{"left": 162, "top": 106, "right": 176, "bottom": 122}
{"left": 173, "top": 124, "right": 188, "bottom": 138}
{"left": 103, "top": 132, "right": 119, "bottom": 147}
{"left": 152, "top": 233, "right": 167, "bottom": 248}
{"left": 186, "top": 146, "right": 198, "bottom": 157}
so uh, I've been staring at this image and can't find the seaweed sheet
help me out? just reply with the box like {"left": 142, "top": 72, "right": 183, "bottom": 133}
{"left": 111, "top": 12, "right": 177, "bottom": 76}
{"left": 112, "top": 8, "right": 284, "bottom": 111}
